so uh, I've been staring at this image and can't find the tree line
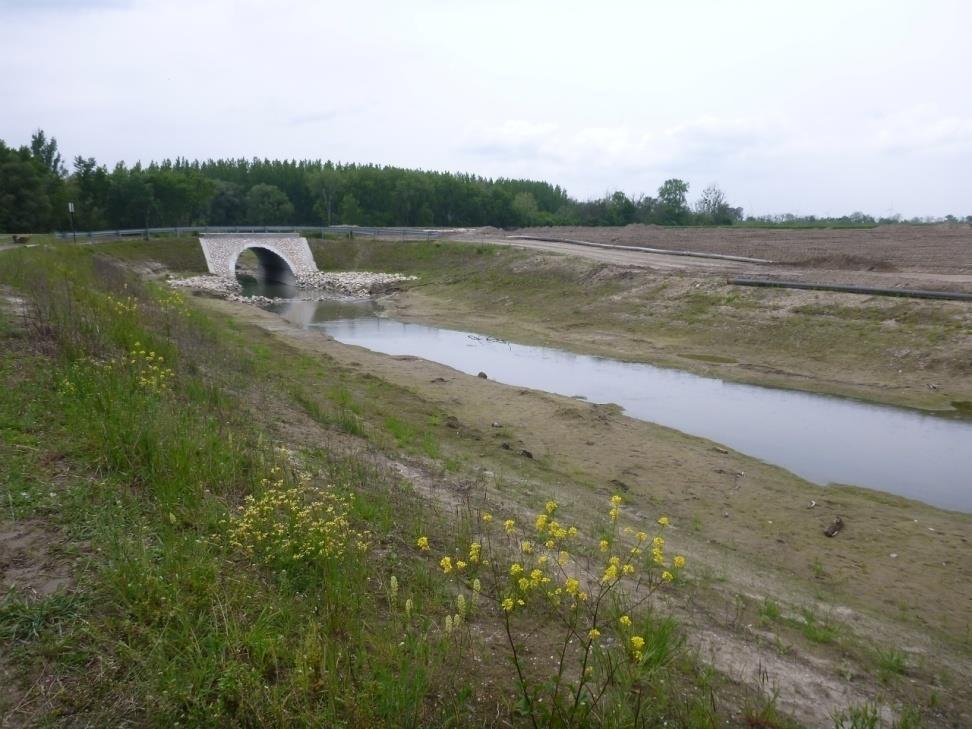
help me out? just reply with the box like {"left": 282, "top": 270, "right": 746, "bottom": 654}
{"left": 1, "top": 130, "right": 967, "bottom": 233}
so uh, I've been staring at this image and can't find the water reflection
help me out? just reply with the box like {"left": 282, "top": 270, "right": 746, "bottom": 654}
{"left": 267, "top": 298, "right": 972, "bottom": 512}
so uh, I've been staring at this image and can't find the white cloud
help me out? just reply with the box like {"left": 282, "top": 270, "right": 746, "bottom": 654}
{"left": 463, "top": 115, "right": 788, "bottom": 178}
{"left": 871, "top": 105, "right": 972, "bottom": 155}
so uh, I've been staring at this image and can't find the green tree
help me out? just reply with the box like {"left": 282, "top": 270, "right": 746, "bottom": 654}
{"left": 0, "top": 142, "right": 53, "bottom": 232}
{"left": 605, "top": 191, "right": 636, "bottom": 225}
{"left": 511, "top": 191, "right": 540, "bottom": 226}
{"left": 209, "top": 181, "right": 246, "bottom": 225}
{"left": 308, "top": 165, "right": 343, "bottom": 226}
{"left": 694, "top": 184, "right": 741, "bottom": 225}
{"left": 30, "top": 129, "right": 65, "bottom": 177}
{"left": 246, "top": 184, "right": 294, "bottom": 225}
{"left": 338, "top": 193, "right": 363, "bottom": 224}
{"left": 71, "top": 156, "right": 111, "bottom": 230}
{"left": 655, "top": 178, "right": 690, "bottom": 225}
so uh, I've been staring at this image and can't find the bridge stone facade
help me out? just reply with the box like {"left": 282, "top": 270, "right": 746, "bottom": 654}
{"left": 199, "top": 236, "right": 319, "bottom": 279}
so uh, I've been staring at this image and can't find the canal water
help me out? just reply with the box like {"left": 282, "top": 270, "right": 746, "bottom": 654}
{"left": 265, "top": 296, "right": 972, "bottom": 512}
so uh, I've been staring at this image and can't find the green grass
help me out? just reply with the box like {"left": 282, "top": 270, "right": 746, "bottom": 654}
{"left": 876, "top": 647, "right": 907, "bottom": 682}
{"left": 757, "top": 598, "right": 782, "bottom": 625}
{"left": 0, "top": 592, "right": 85, "bottom": 643}
{"left": 97, "top": 237, "right": 209, "bottom": 273}
{"left": 799, "top": 608, "right": 840, "bottom": 645}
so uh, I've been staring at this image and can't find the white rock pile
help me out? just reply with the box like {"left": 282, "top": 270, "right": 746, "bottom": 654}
{"left": 297, "top": 271, "right": 417, "bottom": 296}
{"left": 167, "top": 271, "right": 417, "bottom": 302}
{"left": 169, "top": 275, "right": 241, "bottom": 296}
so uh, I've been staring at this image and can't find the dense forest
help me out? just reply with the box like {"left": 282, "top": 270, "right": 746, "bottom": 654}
{"left": 1, "top": 130, "right": 967, "bottom": 233}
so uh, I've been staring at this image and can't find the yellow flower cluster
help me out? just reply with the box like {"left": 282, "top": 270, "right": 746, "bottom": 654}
{"left": 228, "top": 476, "right": 370, "bottom": 569}
{"left": 105, "top": 293, "right": 138, "bottom": 316}
{"left": 128, "top": 343, "right": 174, "bottom": 393}
{"left": 156, "top": 289, "right": 190, "bottom": 316}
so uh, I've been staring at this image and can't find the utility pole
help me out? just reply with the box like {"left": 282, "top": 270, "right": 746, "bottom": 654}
{"left": 68, "top": 201, "right": 77, "bottom": 243}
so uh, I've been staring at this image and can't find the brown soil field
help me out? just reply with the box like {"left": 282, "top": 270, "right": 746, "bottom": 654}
{"left": 495, "top": 224, "right": 972, "bottom": 275}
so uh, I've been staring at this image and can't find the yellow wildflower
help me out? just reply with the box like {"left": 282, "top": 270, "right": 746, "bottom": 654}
{"left": 518, "top": 577, "right": 530, "bottom": 591}
{"left": 564, "top": 578, "right": 580, "bottom": 595}
{"left": 455, "top": 560, "right": 467, "bottom": 570}
{"left": 609, "top": 507, "right": 619, "bottom": 522}
{"left": 521, "top": 540, "right": 534, "bottom": 554}
{"left": 674, "top": 555, "right": 686, "bottom": 569}
{"left": 535, "top": 514, "right": 549, "bottom": 532}
{"left": 440, "top": 556, "right": 453, "bottom": 573}
{"left": 545, "top": 500, "right": 558, "bottom": 514}
{"left": 636, "top": 531, "right": 648, "bottom": 542}
{"left": 558, "top": 550, "right": 569, "bottom": 566}
{"left": 469, "top": 542, "right": 482, "bottom": 563}
{"left": 611, "top": 494, "right": 623, "bottom": 506}
{"left": 599, "top": 539, "right": 610, "bottom": 552}
{"left": 417, "top": 536, "right": 430, "bottom": 551}
{"left": 510, "top": 563, "right": 524, "bottom": 576}
{"left": 657, "top": 516, "right": 670, "bottom": 527}
{"left": 630, "top": 635, "right": 645, "bottom": 652}
{"left": 482, "top": 512, "right": 493, "bottom": 523}
{"left": 503, "top": 519, "right": 516, "bottom": 535}
{"left": 602, "top": 564, "right": 619, "bottom": 583}
{"left": 622, "top": 564, "right": 635, "bottom": 575}
{"left": 662, "top": 570, "right": 674, "bottom": 582}
{"left": 619, "top": 615, "right": 632, "bottom": 627}
{"left": 502, "top": 597, "right": 514, "bottom": 612}
{"left": 588, "top": 628, "right": 601, "bottom": 640}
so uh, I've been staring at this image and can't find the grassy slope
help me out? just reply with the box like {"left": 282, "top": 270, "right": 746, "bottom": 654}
{"left": 0, "top": 244, "right": 740, "bottom": 727}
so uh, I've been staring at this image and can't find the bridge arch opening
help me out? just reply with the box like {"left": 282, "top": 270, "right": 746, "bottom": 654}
{"left": 233, "top": 245, "right": 297, "bottom": 296}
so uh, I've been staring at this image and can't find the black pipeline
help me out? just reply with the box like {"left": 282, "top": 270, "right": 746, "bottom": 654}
{"left": 730, "top": 278, "right": 972, "bottom": 302}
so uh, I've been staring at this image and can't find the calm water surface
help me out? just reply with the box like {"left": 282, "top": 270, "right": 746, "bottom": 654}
{"left": 266, "top": 297, "right": 972, "bottom": 512}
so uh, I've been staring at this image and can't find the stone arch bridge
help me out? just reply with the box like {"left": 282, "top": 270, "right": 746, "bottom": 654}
{"left": 199, "top": 236, "right": 318, "bottom": 282}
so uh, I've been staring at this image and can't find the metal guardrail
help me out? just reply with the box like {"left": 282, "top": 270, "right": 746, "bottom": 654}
{"left": 54, "top": 225, "right": 454, "bottom": 241}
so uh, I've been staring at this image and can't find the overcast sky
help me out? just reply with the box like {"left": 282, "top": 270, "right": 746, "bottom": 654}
{"left": 2, "top": 0, "right": 970, "bottom": 217}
